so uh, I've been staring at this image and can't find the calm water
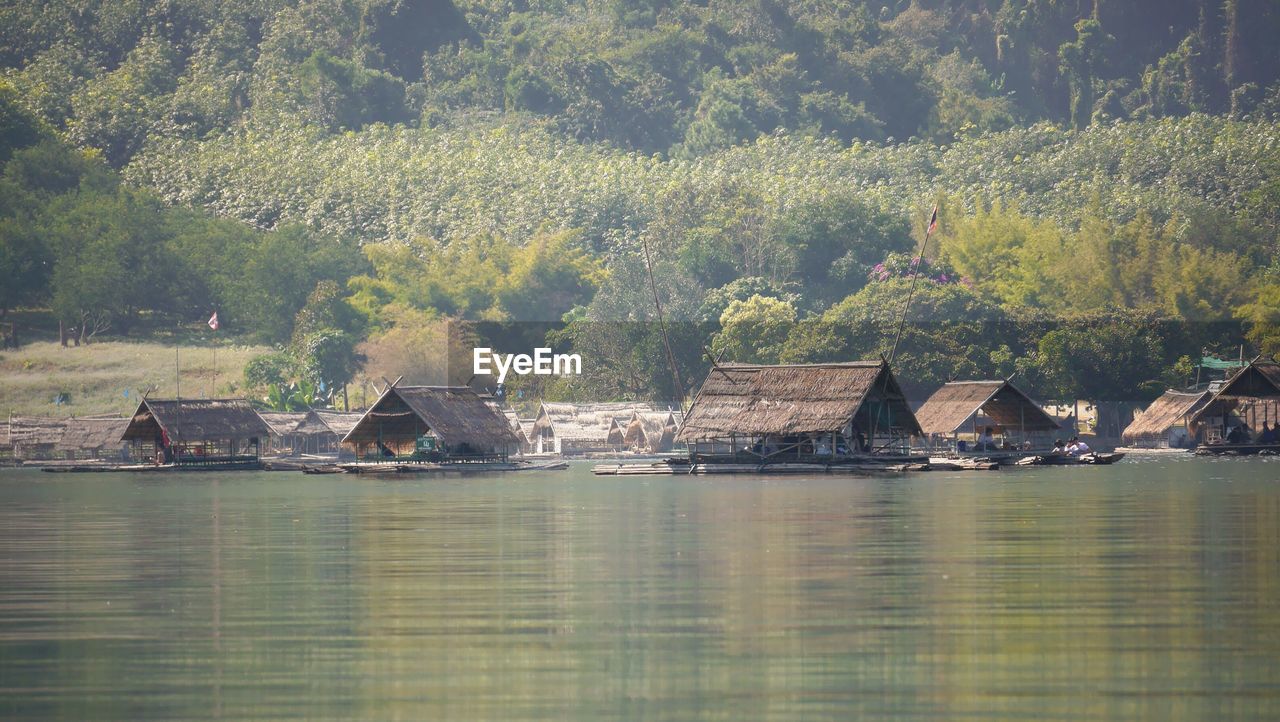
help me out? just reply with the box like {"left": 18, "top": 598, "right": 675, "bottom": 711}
{"left": 0, "top": 456, "right": 1277, "bottom": 721}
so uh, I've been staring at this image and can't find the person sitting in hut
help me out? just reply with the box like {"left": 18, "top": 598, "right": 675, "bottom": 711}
{"left": 1226, "top": 424, "right": 1247, "bottom": 445}
{"left": 1066, "top": 436, "right": 1091, "bottom": 456}
{"left": 1256, "top": 422, "right": 1277, "bottom": 445}
{"left": 977, "top": 426, "right": 996, "bottom": 451}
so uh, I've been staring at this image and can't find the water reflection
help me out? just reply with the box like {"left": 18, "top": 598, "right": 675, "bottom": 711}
{"left": 0, "top": 459, "right": 1277, "bottom": 720}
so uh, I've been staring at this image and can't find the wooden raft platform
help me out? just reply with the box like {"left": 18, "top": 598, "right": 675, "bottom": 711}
{"left": 592, "top": 459, "right": 930, "bottom": 476}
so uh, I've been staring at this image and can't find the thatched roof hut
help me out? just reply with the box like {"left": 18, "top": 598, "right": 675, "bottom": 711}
{"left": 914, "top": 380, "right": 1059, "bottom": 437}
{"left": 259, "top": 411, "right": 308, "bottom": 438}
{"left": 8, "top": 415, "right": 69, "bottom": 451}
{"left": 120, "top": 398, "right": 270, "bottom": 465}
{"left": 1121, "top": 390, "right": 1211, "bottom": 448}
{"left": 295, "top": 409, "right": 363, "bottom": 438}
{"left": 123, "top": 398, "right": 270, "bottom": 444}
{"left": 622, "top": 410, "right": 682, "bottom": 453}
{"left": 677, "top": 361, "right": 921, "bottom": 452}
{"left": 343, "top": 386, "right": 519, "bottom": 459}
{"left": 56, "top": 417, "right": 130, "bottom": 456}
{"left": 1188, "top": 360, "right": 1280, "bottom": 440}
{"left": 531, "top": 402, "right": 655, "bottom": 454}
{"left": 498, "top": 408, "right": 536, "bottom": 454}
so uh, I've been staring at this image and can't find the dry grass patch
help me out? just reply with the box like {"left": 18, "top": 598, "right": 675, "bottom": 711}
{"left": 0, "top": 340, "right": 271, "bottom": 417}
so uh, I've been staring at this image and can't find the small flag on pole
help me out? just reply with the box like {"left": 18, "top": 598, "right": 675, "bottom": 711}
{"left": 926, "top": 204, "right": 938, "bottom": 235}
{"left": 208, "top": 312, "right": 220, "bottom": 331}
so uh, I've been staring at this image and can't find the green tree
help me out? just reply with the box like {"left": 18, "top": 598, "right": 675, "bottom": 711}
{"left": 1058, "top": 19, "right": 1110, "bottom": 130}
{"left": 711, "top": 294, "right": 797, "bottom": 364}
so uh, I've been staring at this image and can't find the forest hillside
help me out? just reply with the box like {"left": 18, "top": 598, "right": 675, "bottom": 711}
{"left": 2, "top": 0, "right": 1279, "bottom": 422}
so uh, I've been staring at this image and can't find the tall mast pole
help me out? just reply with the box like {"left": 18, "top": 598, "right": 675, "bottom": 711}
{"left": 889, "top": 203, "right": 938, "bottom": 365}
{"left": 639, "top": 234, "right": 685, "bottom": 409}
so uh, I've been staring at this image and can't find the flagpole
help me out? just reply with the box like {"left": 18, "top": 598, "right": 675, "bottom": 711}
{"left": 888, "top": 204, "right": 938, "bottom": 365}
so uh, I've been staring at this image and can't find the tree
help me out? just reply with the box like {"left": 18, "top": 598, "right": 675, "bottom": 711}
{"left": 66, "top": 36, "right": 179, "bottom": 166}
{"left": 781, "top": 276, "right": 1016, "bottom": 397}
{"left": 1237, "top": 283, "right": 1280, "bottom": 359}
{"left": 1058, "top": 19, "right": 1110, "bottom": 130}
{"left": 1031, "top": 310, "right": 1169, "bottom": 436}
{"left": 712, "top": 294, "right": 796, "bottom": 364}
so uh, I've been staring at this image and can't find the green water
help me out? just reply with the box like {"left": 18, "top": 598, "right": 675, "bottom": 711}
{"left": 0, "top": 456, "right": 1277, "bottom": 720}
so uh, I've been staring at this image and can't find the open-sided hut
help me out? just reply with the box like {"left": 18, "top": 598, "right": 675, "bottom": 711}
{"left": 677, "top": 361, "right": 922, "bottom": 461}
{"left": 622, "top": 410, "right": 683, "bottom": 453}
{"left": 343, "top": 386, "right": 519, "bottom": 462}
{"left": 259, "top": 411, "right": 308, "bottom": 454}
{"left": 1188, "top": 360, "right": 1280, "bottom": 446}
{"left": 7, "top": 416, "right": 69, "bottom": 461}
{"left": 293, "top": 409, "right": 363, "bottom": 456}
{"left": 1121, "top": 390, "right": 1211, "bottom": 449}
{"left": 914, "top": 380, "right": 1060, "bottom": 452}
{"left": 530, "top": 402, "right": 654, "bottom": 455}
{"left": 499, "top": 409, "right": 535, "bottom": 455}
{"left": 56, "top": 417, "right": 131, "bottom": 460}
{"left": 121, "top": 398, "right": 271, "bottom": 466}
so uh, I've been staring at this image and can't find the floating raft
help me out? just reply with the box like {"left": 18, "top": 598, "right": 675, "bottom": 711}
{"left": 41, "top": 460, "right": 263, "bottom": 473}
{"left": 341, "top": 460, "right": 569, "bottom": 475}
{"left": 592, "top": 459, "right": 929, "bottom": 476}
{"left": 926, "top": 457, "right": 1001, "bottom": 471}
{"left": 1193, "top": 444, "right": 1280, "bottom": 456}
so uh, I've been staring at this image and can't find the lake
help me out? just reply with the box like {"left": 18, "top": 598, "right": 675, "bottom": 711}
{"left": 1, "top": 456, "right": 1277, "bottom": 720}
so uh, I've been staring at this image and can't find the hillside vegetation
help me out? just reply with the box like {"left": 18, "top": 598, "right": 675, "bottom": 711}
{"left": 2, "top": 0, "right": 1280, "bottom": 422}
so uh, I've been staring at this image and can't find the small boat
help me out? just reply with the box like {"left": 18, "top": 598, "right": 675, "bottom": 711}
{"left": 1015, "top": 452, "right": 1126, "bottom": 466}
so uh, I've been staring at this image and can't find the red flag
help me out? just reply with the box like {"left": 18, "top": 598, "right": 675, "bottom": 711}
{"left": 926, "top": 204, "right": 938, "bottom": 235}
{"left": 208, "top": 312, "right": 220, "bottom": 331}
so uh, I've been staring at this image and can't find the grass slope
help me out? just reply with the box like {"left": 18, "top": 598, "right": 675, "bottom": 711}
{"left": 0, "top": 340, "right": 270, "bottom": 417}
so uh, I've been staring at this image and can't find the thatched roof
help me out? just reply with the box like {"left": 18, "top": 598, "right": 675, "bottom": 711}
{"left": 1209, "top": 360, "right": 1280, "bottom": 398}
{"left": 624, "top": 411, "right": 678, "bottom": 450}
{"left": 1122, "top": 390, "right": 1211, "bottom": 443}
{"left": 677, "top": 361, "right": 922, "bottom": 441}
{"left": 259, "top": 411, "right": 308, "bottom": 436}
{"left": 914, "top": 380, "right": 1060, "bottom": 435}
{"left": 56, "top": 417, "right": 130, "bottom": 452}
{"left": 121, "top": 399, "right": 271, "bottom": 443}
{"left": 498, "top": 408, "right": 535, "bottom": 446}
{"left": 8, "top": 416, "right": 69, "bottom": 447}
{"left": 1189, "top": 360, "right": 1280, "bottom": 426}
{"left": 296, "top": 409, "right": 363, "bottom": 437}
{"left": 343, "top": 386, "right": 519, "bottom": 448}
{"left": 533, "top": 402, "right": 654, "bottom": 443}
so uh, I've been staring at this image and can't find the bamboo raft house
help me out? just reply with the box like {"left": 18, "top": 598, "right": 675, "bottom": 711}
{"left": 913, "top": 380, "right": 1060, "bottom": 461}
{"left": 342, "top": 386, "right": 520, "bottom": 464}
{"left": 674, "top": 360, "right": 924, "bottom": 468}
{"left": 1120, "top": 390, "right": 1211, "bottom": 450}
{"left": 295, "top": 409, "right": 363, "bottom": 457}
{"left": 55, "top": 417, "right": 131, "bottom": 461}
{"left": 259, "top": 411, "right": 309, "bottom": 454}
{"left": 7, "top": 415, "right": 70, "bottom": 461}
{"left": 121, "top": 398, "right": 271, "bottom": 468}
{"left": 621, "top": 409, "right": 684, "bottom": 454}
{"left": 499, "top": 408, "right": 536, "bottom": 456}
{"left": 530, "top": 402, "right": 655, "bottom": 455}
{"left": 1188, "top": 359, "right": 1280, "bottom": 454}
